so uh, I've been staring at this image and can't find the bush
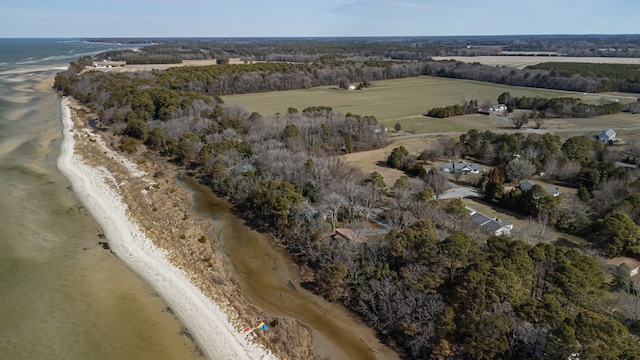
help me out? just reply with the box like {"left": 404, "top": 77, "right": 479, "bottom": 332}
{"left": 119, "top": 136, "right": 140, "bottom": 153}
{"left": 425, "top": 104, "right": 464, "bottom": 118}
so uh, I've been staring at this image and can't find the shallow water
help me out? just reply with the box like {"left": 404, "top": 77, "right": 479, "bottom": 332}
{"left": 180, "top": 176, "right": 400, "bottom": 360}
{"left": 0, "top": 39, "right": 399, "bottom": 360}
{"left": 0, "top": 41, "right": 203, "bottom": 360}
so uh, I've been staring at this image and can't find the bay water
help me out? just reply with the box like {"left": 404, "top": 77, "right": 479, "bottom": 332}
{"left": 0, "top": 39, "right": 203, "bottom": 360}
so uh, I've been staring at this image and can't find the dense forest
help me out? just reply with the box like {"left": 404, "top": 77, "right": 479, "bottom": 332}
{"left": 89, "top": 34, "right": 640, "bottom": 60}
{"left": 87, "top": 36, "right": 640, "bottom": 94}
{"left": 55, "top": 37, "right": 640, "bottom": 359}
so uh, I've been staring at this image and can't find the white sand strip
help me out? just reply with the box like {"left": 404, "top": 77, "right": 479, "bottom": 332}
{"left": 57, "top": 97, "right": 276, "bottom": 360}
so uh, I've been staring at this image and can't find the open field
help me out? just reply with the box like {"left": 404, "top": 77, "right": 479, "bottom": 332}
{"left": 223, "top": 76, "right": 640, "bottom": 133}
{"left": 89, "top": 57, "right": 248, "bottom": 73}
{"left": 341, "top": 136, "right": 433, "bottom": 186}
{"left": 431, "top": 56, "right": 640, "bottom": 69}
{"left": 224, "top": 76, "right": 577, "bottom": 123}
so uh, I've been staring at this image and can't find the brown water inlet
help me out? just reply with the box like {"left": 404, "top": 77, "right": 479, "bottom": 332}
{"left": 180, "top": 175, "right": 400, "bottom": 360}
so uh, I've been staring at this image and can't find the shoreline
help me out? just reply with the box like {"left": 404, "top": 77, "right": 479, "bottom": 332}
{"left": 56, "top": 97, "right": 277, "bottom": 360}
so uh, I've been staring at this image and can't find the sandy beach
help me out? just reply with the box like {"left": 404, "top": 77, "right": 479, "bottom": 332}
{"left": 56, "top": 97, "right": 277, "bottom": 360}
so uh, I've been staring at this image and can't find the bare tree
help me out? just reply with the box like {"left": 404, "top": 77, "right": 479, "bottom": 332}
{"left": 424, "top": 168, "right": 448, "bottom": 198}
{"left": 505, "top": 159, "right": 536, "bottom": 183}
{"left": 418, "top": 148, "right": 441, "bottom": 163}
{"left": 386, "top": 180, "right": 418, "bottom": 229}
{"left": 513, "top": 215, "right": 554, "bottom": 246}
{"left": 534, "top": 117, "right": 544, "bottom": 129}
{"left": 321, "top": 192, "right": 347, "bottom": 231}
{"left": 555, "top": 160, "right": 582, "bottom": 184}
{"left": 511, "top": 114, "right": 528, "bottom": 129}
{"left": 338, "top": 77, "right": 350, "bottom": 89}
{"left": 543, "top": 157, "right": 560, "bottom": 178}
{"left": 524, "top": 145, "right": 540, "bottom": 161}
{"left": 437, "top": 137, "right": 459, "bottom": 158}
{"left": 592, "top": 179, "right": 630, "bottom": 216}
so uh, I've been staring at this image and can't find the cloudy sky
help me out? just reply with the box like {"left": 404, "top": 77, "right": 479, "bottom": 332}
{"left": 1, "top": 0, "right": 638, "bottom": 38}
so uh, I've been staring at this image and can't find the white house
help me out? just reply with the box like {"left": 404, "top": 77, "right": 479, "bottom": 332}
{"left": 442, "top": 161, "right": 480, "bottom": 174}
{"left": 598, "top": 129, "right": 616, "bottom": 142}
{"left": 467, "top": 207, "right": 513, "bottom": 236}
{"left": 488, "top": 104, "right": 507, "bottom": 112}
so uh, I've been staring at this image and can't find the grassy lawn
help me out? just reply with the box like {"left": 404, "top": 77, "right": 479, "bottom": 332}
{"left": 341, "top": 137, "right": 433, "bottom": 186}
{"left": 225, "top": 76, "right": 585, "bottom": 123}
{"left": 224, "top": 75, "right": 640, "bottom": 134}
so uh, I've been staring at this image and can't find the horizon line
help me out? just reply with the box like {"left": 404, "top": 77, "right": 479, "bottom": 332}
{"left": 2, "top": 33, "right": 640, "bottom": 40}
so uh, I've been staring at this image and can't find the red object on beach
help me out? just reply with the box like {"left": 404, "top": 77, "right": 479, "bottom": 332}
{"left": 242, "top": 321, "right": 265, "bottom": 334}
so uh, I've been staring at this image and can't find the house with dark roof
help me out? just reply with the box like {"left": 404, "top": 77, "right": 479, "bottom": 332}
{"left": 467, "top": 207, "right": 513, "bottom": 236}
{"left": 519, "top": 180, "right": 560, "bottom": 197}
{"left": 598, "top": 129, "right": 617, "bottom": 142}
{"left": 442, "top": 161, "right": 480, "bottom": 174}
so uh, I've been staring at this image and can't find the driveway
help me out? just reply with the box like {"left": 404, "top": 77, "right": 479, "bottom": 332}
{"left": 439, "top": 186, "right": 479, "bottom": 199}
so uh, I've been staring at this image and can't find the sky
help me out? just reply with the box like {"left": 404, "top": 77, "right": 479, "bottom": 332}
{"left": 1, "top": 0, "right": 639, "bottom": 38}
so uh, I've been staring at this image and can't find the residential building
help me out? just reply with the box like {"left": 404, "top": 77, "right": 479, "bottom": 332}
{"left": 519, "top": 180, "right": 560, "bottom": 197}
{"left": 598, "top": 129, "right": 616, "bottom": 142}
{"left": 606, "top": 256, "right": 640, "bottom": 277}
{"left": 442, "top": 161, "right": 480, "bottom": 174}
{"left": 488, "top": 104, "right": 507, "bottom": 112}
{"left": 467, "top": 207, "right": 513, "bottom": 236}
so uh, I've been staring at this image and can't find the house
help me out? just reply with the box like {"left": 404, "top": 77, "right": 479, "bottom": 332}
{"left": 442, "top": 161, "right": 480, "bottom": 174}
{"left": 373, "top": 126, "right": 388, "bottom": 134}
{"left": 519, "top": 180, "right": 560, "bottom": 197}
{"left": 467, "top": 207, "right": 513, "bottom": 236}
{"left": 598, "top": 129, "right": 616, "bottom": 142}
{"left": 488, "top": 104, "right": 507, "bottom": 112}
{"left": 333, "top": 228, "right": 359, "bottom": 242}
{"left": 93, "top": 61, "right": 125, "bottom": 68}
{"left": 615, "top": 161, "right": 637, "bottom": 171}
{"left": 519, "top": 180, "right": 536, "bottom": 192}
{"left": 606, "top": 257, "right": 640, "bottom": 277}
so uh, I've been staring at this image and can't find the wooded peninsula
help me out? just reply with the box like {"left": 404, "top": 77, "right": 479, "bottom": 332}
{"left": 56, "top": 35, "right": 640, "bottom": 359}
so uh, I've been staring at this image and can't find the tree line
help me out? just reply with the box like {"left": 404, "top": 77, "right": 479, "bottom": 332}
{"left": 88, "top": 35, "right": 640, "bottom": 63}
{"left": 86, "top": 38, "right": 640, "bottom": 96}
{"left": 529, "top": 62, "right": 640, "bottom": 93}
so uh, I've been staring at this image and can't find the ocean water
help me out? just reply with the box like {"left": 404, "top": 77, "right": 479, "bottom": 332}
{"left": 0, "top": 39, "right": 203, "bottom": 360}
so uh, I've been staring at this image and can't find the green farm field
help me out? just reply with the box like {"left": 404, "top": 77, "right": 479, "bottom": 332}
{"left": 222, "top": 76, "right": 639, "bottom": 133}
